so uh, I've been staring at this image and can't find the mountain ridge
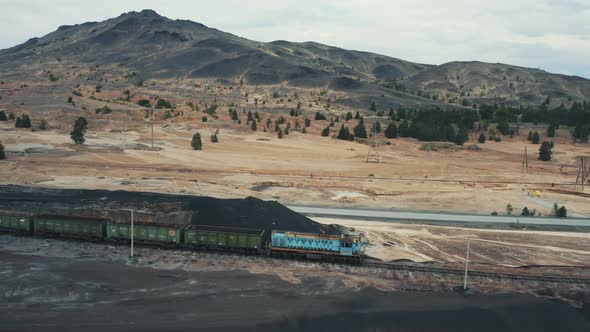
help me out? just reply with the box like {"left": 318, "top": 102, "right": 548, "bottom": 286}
{"left": 0, "top": 9, "right": 588, "bottom": 109}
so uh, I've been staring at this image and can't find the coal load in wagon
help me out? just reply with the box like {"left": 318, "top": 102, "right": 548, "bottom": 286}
{"left": 186, "top": 196, "right": 341, "bottom": 235}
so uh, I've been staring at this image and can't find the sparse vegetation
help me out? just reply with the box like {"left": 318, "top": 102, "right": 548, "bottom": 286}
{"left": 38, "top": 119, "right": 47, "bottom": 130}
{"left": 553, "top": 203, "right": 567, "bottom": 218}
{"left": 156, "top": 98, "right": 172, "bottom": 109}
{"left": 95, "top": 106, "right": 112, "bottom": 115}
{"left": 477, "top": 133, "right": 486, "bottom": 144}
{"left": 321, "top": 126, "right": 330, "bottom": 137}
{"left": 0, "top": 142, "right": 5, "bottom": 160}
{"left": 506, "top": 203, "right": 513, "bottom": 216}
{"left": 15, "top": 114, "right": 31, "bottom": 128}
{"left": 337, "top": 125, "right": 354, "bottom": 141}
{"left": 315, "top": 112, "right": 327, "bottom": 121}
{"left": 137, "top": 99, "right": 151, "bottom": 107}
{"left": 369, "top": 101, "right": 377, "bottom": 112}
{"left": 0, "top": 111, "right": 7, "bottom": 121}
{"left": 546, "top": 124, "right": 556, "bottom": 137}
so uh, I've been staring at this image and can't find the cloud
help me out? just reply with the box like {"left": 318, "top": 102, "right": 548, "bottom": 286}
{"left": 0, "top": 0, "right": 588, "bottom": 78}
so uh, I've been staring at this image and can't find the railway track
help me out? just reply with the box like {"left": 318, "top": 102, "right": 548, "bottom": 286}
{"left": 365, "top": 260, "right": 590, "bottom": 285}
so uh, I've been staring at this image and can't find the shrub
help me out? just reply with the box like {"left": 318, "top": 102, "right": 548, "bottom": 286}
{"left": 315, "top": 112, "right": 327, "bottom": 121}
{"left": 477, "top": 133, "right": 486, "bottom": 144}
{"left": 38, "top": 119, "right": 47, "bottom": 130}
{"left": 137, "top": 99, "right": 151, "bottom": 107}
{"left": 156, "top": 98, "right": 172, "bottom": 109}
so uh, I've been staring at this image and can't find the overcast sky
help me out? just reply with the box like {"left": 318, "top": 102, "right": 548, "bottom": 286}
{"left": 1, "top": 0, "right": 589, "bottom": 78}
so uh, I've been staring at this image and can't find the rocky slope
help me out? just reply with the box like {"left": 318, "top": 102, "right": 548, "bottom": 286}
{"left": 0, "top": 9, "right": 589, "bottom": 108}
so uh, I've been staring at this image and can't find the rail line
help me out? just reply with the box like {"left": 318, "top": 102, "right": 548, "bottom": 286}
{"left": 365, "top": 260, "right": 590, "bottom": 285}
{"left": 1, "top": 228, "right": 588, "bottom": 285}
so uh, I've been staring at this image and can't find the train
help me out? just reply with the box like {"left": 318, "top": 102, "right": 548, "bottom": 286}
{"left": 0, "top": 212, "right": 365, "bottom": 263}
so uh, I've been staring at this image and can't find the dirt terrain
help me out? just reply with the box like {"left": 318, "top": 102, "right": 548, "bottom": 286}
{"left": 1, "top": 235, "right": 589, "bottom": 332}
{"left": 315, "top": 218, "right": 590, "bottom": 268}
{"left": 1, "top": 115, "right": 589, "bottom": 217}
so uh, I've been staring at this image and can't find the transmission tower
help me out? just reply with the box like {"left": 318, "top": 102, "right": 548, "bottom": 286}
{"left": 366, "top": 120, "right": 380, "bottom": 163}
{"left": 576, "top": 157, "right": 590, "bottom": 190}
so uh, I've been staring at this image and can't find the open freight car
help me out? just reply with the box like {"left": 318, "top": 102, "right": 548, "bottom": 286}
{"left": 270, "top": 230, "right": 364, "bottom": 263}
{"left": 183, "top": 225, "right": 264, "bottom": 253}
{"left": 34, "top": 214, "right": 107, "bottom": 240}
{"left": 106, "top": 222, "right": 184, "bottom": 246}
{"left": 0, "top": 213, "right": 34, "bottom": 234}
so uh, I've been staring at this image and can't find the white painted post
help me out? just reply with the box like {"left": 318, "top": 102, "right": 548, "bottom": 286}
{"left": 463, "top": 238, "right": 471, "bottom": 290}
{"left": 130, "top": 209, "right": 134, "bottom": 257}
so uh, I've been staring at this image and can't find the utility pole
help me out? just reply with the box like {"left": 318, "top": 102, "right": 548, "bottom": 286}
{"left": 151, "top": 106, "right": 154, "bottom": 150}
{"left": 119, "top": 209, "right": 135, "bottom": 257}
{"left": 130, "top": 209, "right": 134, "bottom": 257}
{"left": 576, "top": 157, "right": 589, "bottom": 190}
{"left": 463, "top": 238, "right": 471, "bottom": 290}
{"left": 522, "top": 146, "right": 529, "bottom": 172}
{"left": 123, "top": 109, "right": 128, "bottom": 150}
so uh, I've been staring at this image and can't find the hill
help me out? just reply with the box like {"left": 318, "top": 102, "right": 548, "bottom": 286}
{"left": 1, "top": 9, "right": 589, "bottom": 109}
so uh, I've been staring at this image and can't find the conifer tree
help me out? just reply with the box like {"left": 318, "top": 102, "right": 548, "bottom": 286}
{"left": 384, "top": 122, "right": 398, "bottom": 139}
{"left": 353, "top": 117, "right": 367, "bottom": 139}
{"left": 478, "top": 133, "right": 486, "bottom": 144}
{"left": 538, "top": 141, "right": 554, "bottom": 161}
{"left": 532, "top": 131, "right": 540, "bottom": 144}
{"left": 70, "top": 117, "right": 88, "bottom": 144}
{"left": 191, "top": 132, "right": 202, "bottom": 150}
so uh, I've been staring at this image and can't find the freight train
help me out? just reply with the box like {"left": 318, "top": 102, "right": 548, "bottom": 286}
{"left": 0, "top": 212, "right": 364, "bottom": 263}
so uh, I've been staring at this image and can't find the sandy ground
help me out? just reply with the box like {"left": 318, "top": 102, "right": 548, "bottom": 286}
{"left": 314, "top": 217, "right": 590, "bottom": 267}
{"left": 1, "top": 118, "right": 589, "bottom": 217}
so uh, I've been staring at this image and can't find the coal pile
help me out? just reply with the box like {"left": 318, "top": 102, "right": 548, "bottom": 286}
{"left": 186, "top": 196, "right": 341, "bottom": 235}
{"left": 0, "top": 185, "right": 341, "bottom": 235}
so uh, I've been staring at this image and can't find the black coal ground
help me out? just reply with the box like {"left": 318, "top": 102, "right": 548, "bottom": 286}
{"left": 1, "top": 251, "right": 588, "bottom": 332}
{"left": 0, "top": 185, "right": 342, "bottom": 235}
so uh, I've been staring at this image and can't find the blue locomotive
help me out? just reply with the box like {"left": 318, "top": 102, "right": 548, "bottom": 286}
{"left": 270, "top": 230, "right": 364, "bottom": 263}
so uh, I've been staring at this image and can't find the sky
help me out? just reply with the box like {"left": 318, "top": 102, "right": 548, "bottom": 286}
{"left": 0, "top": 0, "right": 589, "bottom": 78}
